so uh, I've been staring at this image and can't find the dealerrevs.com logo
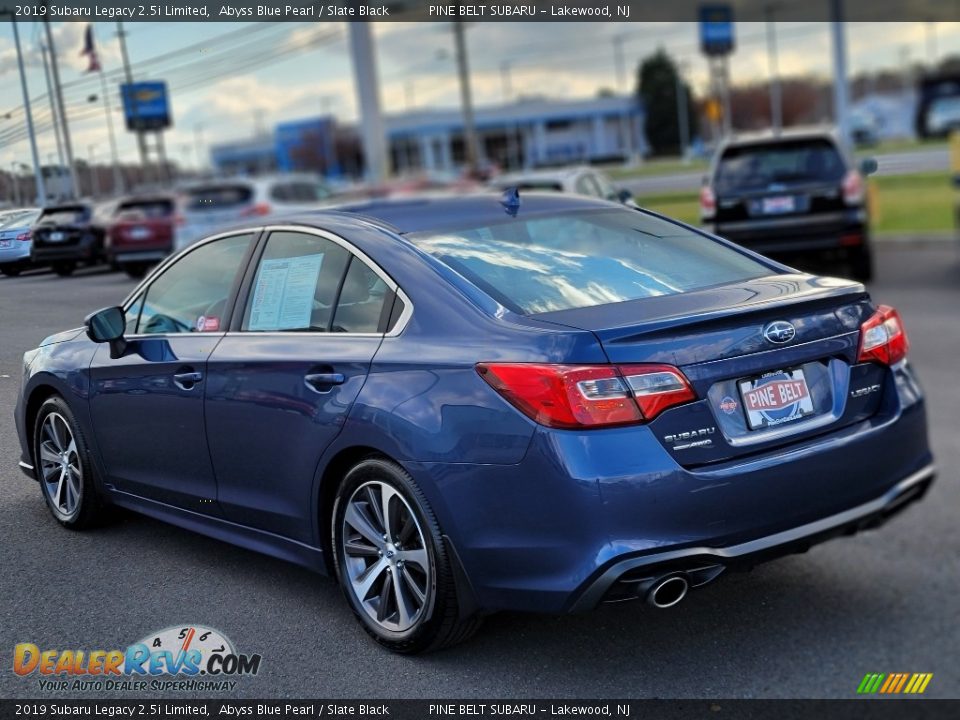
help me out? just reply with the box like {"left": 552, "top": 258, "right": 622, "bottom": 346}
{"left": 13, "top": 625, "right": 262, "bottom": 693}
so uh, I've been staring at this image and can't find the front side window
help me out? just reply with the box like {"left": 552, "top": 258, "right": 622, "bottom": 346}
{"left": 242, "top": 231, "right": 351, "bottom": 333}
{"left": 410, "top": 209, "right": 770, "bottom": 315}
{"left": 137, "top": 234, "right": 252, "bottom": 335}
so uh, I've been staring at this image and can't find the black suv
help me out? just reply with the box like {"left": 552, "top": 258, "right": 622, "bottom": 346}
{"left": 700, "top": 129, "right": 876, "bottom": 281}
{"left": 30, "top": 202, "right": 113, "bottom": 276}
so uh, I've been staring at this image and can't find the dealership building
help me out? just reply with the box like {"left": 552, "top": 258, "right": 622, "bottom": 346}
{"left": 210, "top": 94, "right": 646, "bottom": 177}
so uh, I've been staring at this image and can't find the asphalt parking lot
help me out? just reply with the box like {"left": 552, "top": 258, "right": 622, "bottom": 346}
{"left": 1, "top": 243, "right": 958, "bottom": 700}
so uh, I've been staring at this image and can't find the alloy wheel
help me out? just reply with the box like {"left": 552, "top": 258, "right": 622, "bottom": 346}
{"left": 38, "top": 412, "right": 82, "bottom": 517}
{"left": 341, "top": 480, "right": 431, "bottom": 633}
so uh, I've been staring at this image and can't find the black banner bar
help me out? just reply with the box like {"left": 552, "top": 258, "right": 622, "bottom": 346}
{"left": 4, "top": 0, "right": 960, "bottom": 23}
{"left": 2, "top": 700, "right": 960, "bottom": 720}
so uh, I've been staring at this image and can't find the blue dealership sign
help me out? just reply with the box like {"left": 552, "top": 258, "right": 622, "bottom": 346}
{"left": 121, "top": 81, "right": 172, "bottom": 131}
{"left": 699, "top": 4, "right": 735, "bottom": 56}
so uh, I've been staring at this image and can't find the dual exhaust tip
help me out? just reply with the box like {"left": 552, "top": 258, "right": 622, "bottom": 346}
{"left": 644, "top": 574, "right": 689, "bottom": 609}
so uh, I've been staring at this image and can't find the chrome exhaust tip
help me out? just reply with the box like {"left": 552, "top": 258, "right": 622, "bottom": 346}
{"left": 646, "top": 574, "right": 689, "bottom": 609}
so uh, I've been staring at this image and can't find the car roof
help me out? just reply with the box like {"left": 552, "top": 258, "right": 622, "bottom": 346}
{"left": 719, "top": 125, "right": 841, "bottom": 149}
{"left": 306, "top": 192, "right": 619, "bottom": 235}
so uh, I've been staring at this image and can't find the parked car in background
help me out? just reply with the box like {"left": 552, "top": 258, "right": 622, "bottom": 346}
{"left": 105, "top": 195, "right": 177, "bottom": 279}
{"left": 0, "top": 208, "right": 41, "bottom": 277}
{"left": 491, "top": 166, "right": 633, "bottom": 205}
{"left": 176, "top": 175, "right": 335, "bottom": 251}
{"left": 700, "top": 129, "right": 876, "bottom": 282}
{"left": 30, "top": 202, "right": 115, "bottom": 277}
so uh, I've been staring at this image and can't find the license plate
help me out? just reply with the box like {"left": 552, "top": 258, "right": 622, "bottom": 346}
{"left": 738, "top": 368, "right": 814, "bottom": 430}
{"left": 0, "top": 240, "right": 10, "bottom": 249}
{"left": 129, "top": 226, "right": 152, "bottom": 240}
{"left": 761, "top": 195, "right": 795, "bottom": 214}
{"left": 48, "top": 231, "right": 65, "bottom": 242}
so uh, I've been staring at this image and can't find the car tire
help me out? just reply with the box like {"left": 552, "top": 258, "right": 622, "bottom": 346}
{"left": 1, "top": 265, "right": 22, "bottom": 277}
{"left": 332, "top": 457, "right": 482, "bottom": 654}
{"left": 33, "top": 396, "right": 111, "bottom": 530}
{"left": 53, "top": 262, "right": 76, "bottom": 277}
{"left": 849, "top": 247, "right": 874, "bottom": 283}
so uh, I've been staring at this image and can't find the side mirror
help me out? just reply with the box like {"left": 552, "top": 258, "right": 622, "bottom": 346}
{"left": 859, "top": 157, "right": 878, "bottom": 176}
{"left": 617, "top": 188, "right": 633, "bottom": 204}
{"left": 84, "top": 306, "right": 126, "bottom": 358}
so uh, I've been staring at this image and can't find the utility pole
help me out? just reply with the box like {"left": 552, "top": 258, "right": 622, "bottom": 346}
{"left": 926, "top": 21, "right": 938, "bottom": 67}
{"left": 89, "top": 145, "right": 100, "bottom": 198}
{"left": 194, "top": 123, "right": 206, "bottom": 173}
{"left": 39, "top": 41, "right": 66, "bottom": 174}
{"left": 675, "top": 60, "right": 690, "bottom": 160}
{"left": 830, "top": 0, "right": 852, "bottom": 151}
{"left": 43, "top": 19, "right": 77, "bottom": 199}
{"left": 500, "top": 60, "right": 513, "bottom": 102}
{"left": 117, "top": 22, "right": 150, "bottom": 177}
{"left": 766, "top": 6, "right": 783, "bottom": 134}
{"left": 347, "top": 22, "right": 388, "bottom": 182}
{"left": 613, "top": 34, "right": 626, "bottom": 92}
{"left": 11, "top": 20, "right": 46, "bottom": 206}
{"left": 98, "top": 70, "right": 124, "bottom": 194}
{"left": 453, "top": 17, "right": 480, "bottom": 173}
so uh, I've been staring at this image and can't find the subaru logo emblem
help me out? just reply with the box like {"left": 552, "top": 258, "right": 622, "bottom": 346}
{"left": 763, "top": 321, "right": 796, "bottom": 344}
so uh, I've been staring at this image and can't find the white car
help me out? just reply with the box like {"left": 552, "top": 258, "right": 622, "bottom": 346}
{"left": 0, "top": 208, "right": 41, "bottom": 277}
{"left": 176, "top": 175, "right": 336, "bottom": 250}
{"left": 491, "top": 166, "right": 632, "bottom": 204}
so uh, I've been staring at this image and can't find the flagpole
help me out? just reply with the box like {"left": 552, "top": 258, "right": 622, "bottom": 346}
{"left": 43, "top": 18, "right": 79, "bottom": 199}
{"left": 11, "top": 18, "right": 47, "bottom": 206}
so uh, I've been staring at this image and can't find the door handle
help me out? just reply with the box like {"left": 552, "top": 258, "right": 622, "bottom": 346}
{"left": 304, "top": 372, "right": 345, "bottom": 393}
{"left": 173, "top": 370, "right": 203, "bottom": 390}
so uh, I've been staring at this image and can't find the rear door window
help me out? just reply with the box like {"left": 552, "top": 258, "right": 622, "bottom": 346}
{"left": 37, "top": 206, "right": 90, "bottom": 225}
{"left": 715, "top": 139, "right": 846, "bottom": 193}
{"left": 117, "top": 199, "right": 174, "bottom": 220}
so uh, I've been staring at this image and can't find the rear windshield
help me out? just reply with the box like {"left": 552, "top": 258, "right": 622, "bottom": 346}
{"left": 716, "top": 138, "right": 846, "bottom": 193}
{"left": 269, "top": 181, "right": 331, "bottom": 203}
{"left": 409, "top": 209, "right": 769, "bottom": 315}
{"left": 184, "top": 185, "right": 253, "bottom": 211}
{"left": 0, "top": 210, "right": 40, "bottom": 229}
{"left": 117, "top": 199, "right": 174, "bottom": 219}
{"left": 37, "top": 206, "right": 90, "bottom": 224}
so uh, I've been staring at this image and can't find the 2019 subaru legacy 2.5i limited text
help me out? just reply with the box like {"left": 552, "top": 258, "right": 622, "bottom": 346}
{"left": 14, "top": 193, "right": 934, "bottom": 653}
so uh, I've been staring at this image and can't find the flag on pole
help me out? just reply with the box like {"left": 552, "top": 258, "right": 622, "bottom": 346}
{"left": 80, "top": 24, "right": 101, "bottom": 73}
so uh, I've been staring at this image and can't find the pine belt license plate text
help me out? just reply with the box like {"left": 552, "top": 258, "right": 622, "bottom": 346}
{"left": 738, "top": 368, "right": 815, "bottom": 430}
{"left": 762, "top": 195, "right": 795, "bottom": 214}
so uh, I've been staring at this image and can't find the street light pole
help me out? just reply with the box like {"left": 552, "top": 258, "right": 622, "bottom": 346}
{"left": 674, "top": 60, "right": 690, "bottom": 160}
{"left": 11, "top": 19, "right": 47, "bottom": 206}
{"left": 43, "top": 19, "right": 78, "bottom": 200}
{"left": 98, "top": 70, "right": 124, "bottom": 195}
{"left": 830, "top": 0, "right": 852, "bottom": 151}
{"left": 453, "top": 17, "right": 480, "bottom": 173}
{"left": 117, "top": 22, "right": 150, "bottom": 176}
{"left": 89, "top": 145, "right": 100, "bottom": 198}
{"left": 39, "top": 40, "right": 66, "bottom": 174}
{"left": 766, "top": 6, "right": 783, "bottom": 134}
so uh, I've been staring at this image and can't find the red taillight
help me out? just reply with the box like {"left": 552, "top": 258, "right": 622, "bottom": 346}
{"left": 241, "top": 202, "right": 272, "bottom": 217}
{"left": 842, "top": 170, "right": 864, "bottom": 205}
{"left": 16, "top": 231, "right": 31, "bottom": 242}
{"left": 858, "top": 305, "right": 909, "bottom": 366}
{"left": 699, "top": 185, "right": 716, "bottom": 220}
{"left": 476, "top": 363, "right": 696, "bottom": 429}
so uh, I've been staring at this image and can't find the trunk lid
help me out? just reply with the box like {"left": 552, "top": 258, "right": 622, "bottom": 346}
{"left": 535, "top": 274, "right": 887, "bottom": 466}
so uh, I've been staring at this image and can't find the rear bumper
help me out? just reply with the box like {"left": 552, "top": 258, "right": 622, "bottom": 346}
{"left": 712, "top": 211, "right": 868, "bottom": 254}
{"left": 32, "top": 235, "right": 99, "bottom": 263}
{"left": 568, "top": 462, "right": 936, "bottom": 611}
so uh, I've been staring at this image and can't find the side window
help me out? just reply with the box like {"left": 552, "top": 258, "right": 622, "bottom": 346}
{"left": 124, "top": 294, "right": 144, "bottom": 335}
{"left": 331, "top": 258, "right": 388, "bottom": 333}
{"left": 575, "top": 174, "right": 604, "bottom": 198}
{"left": 137, "top": 234, "right": 252, "bottom": 335}
{"left": 242, "top": 231, "right": 350, "bottom": 332}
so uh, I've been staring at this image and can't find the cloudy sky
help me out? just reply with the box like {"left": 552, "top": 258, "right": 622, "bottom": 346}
{"left": 1, "top": 20, "right": 959, "bottom": 170}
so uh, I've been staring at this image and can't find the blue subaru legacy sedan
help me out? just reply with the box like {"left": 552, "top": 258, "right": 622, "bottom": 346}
{"left": 14, "top": 193, "right": 935, "bottom": 653}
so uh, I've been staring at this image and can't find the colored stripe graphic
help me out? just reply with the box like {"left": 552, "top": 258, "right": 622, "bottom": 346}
{"left": 857, "top": 673, "right": 932, "bottom": 694}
